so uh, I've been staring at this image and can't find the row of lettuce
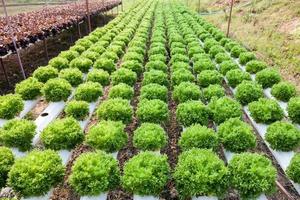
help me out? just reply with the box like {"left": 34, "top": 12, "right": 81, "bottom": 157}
{"left": 183, "top": 0, "right": 300, "bottom": 185}
{"left": 0, "top": 1, "right": 299, "bottom": 200}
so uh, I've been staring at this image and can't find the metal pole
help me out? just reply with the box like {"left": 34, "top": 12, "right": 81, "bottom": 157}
{"left": 0, "top": 58, "right": 10, "bottom": 87}
{"left": 1, "top": 0, "right": 26, "bottom": 79}
{"left": 198, "top": 0, "right": 200, "bottom": 13}
{"left": 226, "top": 0, "right": 234, "bottom": 37}
{"left": 85, "top": 0, "right": 92, "bottom": 33}
{"left": 121, "top": 0, "right": 123, "bottom": 12}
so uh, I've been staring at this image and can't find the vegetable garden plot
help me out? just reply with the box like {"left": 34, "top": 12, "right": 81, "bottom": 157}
{"left": 1, "top": 0, "right": 300, "bottom": 200}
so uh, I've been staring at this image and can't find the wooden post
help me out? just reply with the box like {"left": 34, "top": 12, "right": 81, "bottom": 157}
{"left": 121, "top": 0, "right": 123, "bottom": 12}
{"left": 0, "top": 58, "right": 10, "bottom": 87}
{"left": 85, "top": 0, "right": 92, "bottom": 33}
{"left": 226, "top": 0, "right": 234, "bottom": 37}
{"left": 1, "top": 0, "right": 26, "bottom": 79}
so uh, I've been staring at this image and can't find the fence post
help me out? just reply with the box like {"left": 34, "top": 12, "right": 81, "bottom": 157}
{"left": 85, "top": 0, "right": 92, "bottom": 33}
{"left": 226, "top": 0, "right": 234, "bottom": 37}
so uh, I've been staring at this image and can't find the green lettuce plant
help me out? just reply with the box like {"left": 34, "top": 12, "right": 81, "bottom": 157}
{"left": 193, "top": 59, "right": 215, "bottom": 74}
{"left": 255, "top": 68, "right": 281, "bottom": 88}
{"left": 215, "top": 52, "right": 231, "bottom": 64}
{"left": 0, "top": 147, "right": 14, "bottom": 188}
{"left": 202, "top": 84, "right": 225, "bottom": 102}
{"left": 271, "top": 82, "right": 297, "bottom": 102}
{"left": 245, "top": 60, "right": 267, "bottom": 74}
{"left": 137, "top": 99, "right": 169, "bottom": 123}
{"left": 172, "top": 61, "right": 190, "bottom": 72}
{"left": 122, "top": 152, "right": 170, "bottom": 196}
{"left": 8, "top": 150, "right": 65, "bottom": 197}
{"left": 229, "top": 153, "right": 276, "bottom": 198}
{"left": 176, "top": 100, "right": 210, "bottom": 127}
{"left": 69, "top": 151, "right": 120, "bottom": 196}
{"left": 49, "top": 57, "right": 69, "bottom": 71}
{"left": 208, "top": 97, "right": 242, "bottom": 124}
{"left": 218, "top": 118, "right": 256, "bottom": 152}
{"left": 198, "top": 70, "right": 223, "bottom": 87}
{"left": 219, "top": 60, "right": 239, "bottom": 75}
{"left": 64, "top": 100, "right": 89, "bottom": 120}
{"left": 239, "top": 52, "right": 256, "bottom": 65}
{"left": 111, "top": 68, "right": 137, "bottom": 86}
{"left": 287, "top": 97, "right": 300, "bottom": 124}
{"left": 100, "top": 51, "right": 119, "bottom": 62}
{"left": 41, "top": 117, "right": 84, "bottom": 150}
{"left": 97, "top": 98, "right": 133, "bottom": 124}
{"left": 208, "top": 45, "right": 225, "bottom": 58}
{"left": 226, "top": 69, "right": 251, "bottom": 88}
{"left": 149, "top": 54, "right": 166, "bottom": 63}
{"left": 140, "top": 83, "right": 168, "bottom": 102}
{"left": 70, "top": 45, "right": 85, "bottom": 54}
{"left": 123, "top": 52, "right": 144, "bottom": 63}
{"left": 230, "top": 46, "right": 246, "bottom": 58}
{"left": 109, "top": 83, "right": 134, "bottom": 100}
{"left": 74, "top": 82, "right": 103, "bottom": 102}
{"left": 0, "top": 119, "right": 36, "bottom": 151}
{"left": 265, "top": 121, "right": 300, "bottom": 151}
{"left": 179, "top": 124, "right": 218, "bottom": 151}
{"left": 235, "top": 81, "right": 264, "bottom": 105}
{"left": 86, "top": 120, "right": 127, "bottom": 153}
{"left": 87, "top": 69, "right": 110, "bottom": 86}
{"left": 121, "top": 61, "right": 143, "bottom": 77}
{"left": 42, "top": 78, "right": 72, "bottom": 102}
{"left": 171, "top": 69, "right": 194, "bottom": 86}
{"left": 248, "top": 98, "right": 284, "bottom": 124}
{"left": 15, "top": 77, "right": 43, "bottom": 100}
{"left": 145, "top": 60, "right": 168, "bottom": 72}
{"left": 32, "top": 66, "right": 58, "bottom": 83}
{"left": 0, "top": 94, "right": 24, "bottom": 119}
{"left": 59, "top": 50, "right": 80, "bottom": 62}
{"left": 286, "top": 153, "right": 300, "bottom": 183}
{"left": 59, "top": 68, "right": 83, "bottom": 87}
{"left": 133, "top": 123, "right": 167, "bottom": 151}
{"left": 81, "top": 50, "right": 100, "bottom": 62}
{"left": 170, "top": 54, "right": 189, "bottom": 64}
{"left": 70, "top": 57, "right": 93, "bottom": 73}
{"left": 174, "top": 149, "right": 228, "bottom": 198}
{"left": 173, "top": 82, "right": 201, "bottom": 103}
{"left": 94, "top": 58, "right": 116, "bottom": 74}
{"left": 143, "top": 70, "right": 168, "bottom": 86}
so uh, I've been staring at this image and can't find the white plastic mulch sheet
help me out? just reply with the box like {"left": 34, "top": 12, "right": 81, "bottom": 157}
{"left": 33, "top": 101, "right": 67, "bottom": 145}
{"left": 21, "top": 189, "right": 53, "bottom": 200}
{"left": 134, "top": 195, "right": 158, "bottom": 200}
{"left": 81, "top": 193, "right": 107, "bottom": 200}
{"left": 192, "top": 196, "right": 218, "bottom": 200}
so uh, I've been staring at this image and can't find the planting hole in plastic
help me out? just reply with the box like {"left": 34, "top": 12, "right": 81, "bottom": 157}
{"left": 41, "top": 113, "right": 49, "bottom": 117}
